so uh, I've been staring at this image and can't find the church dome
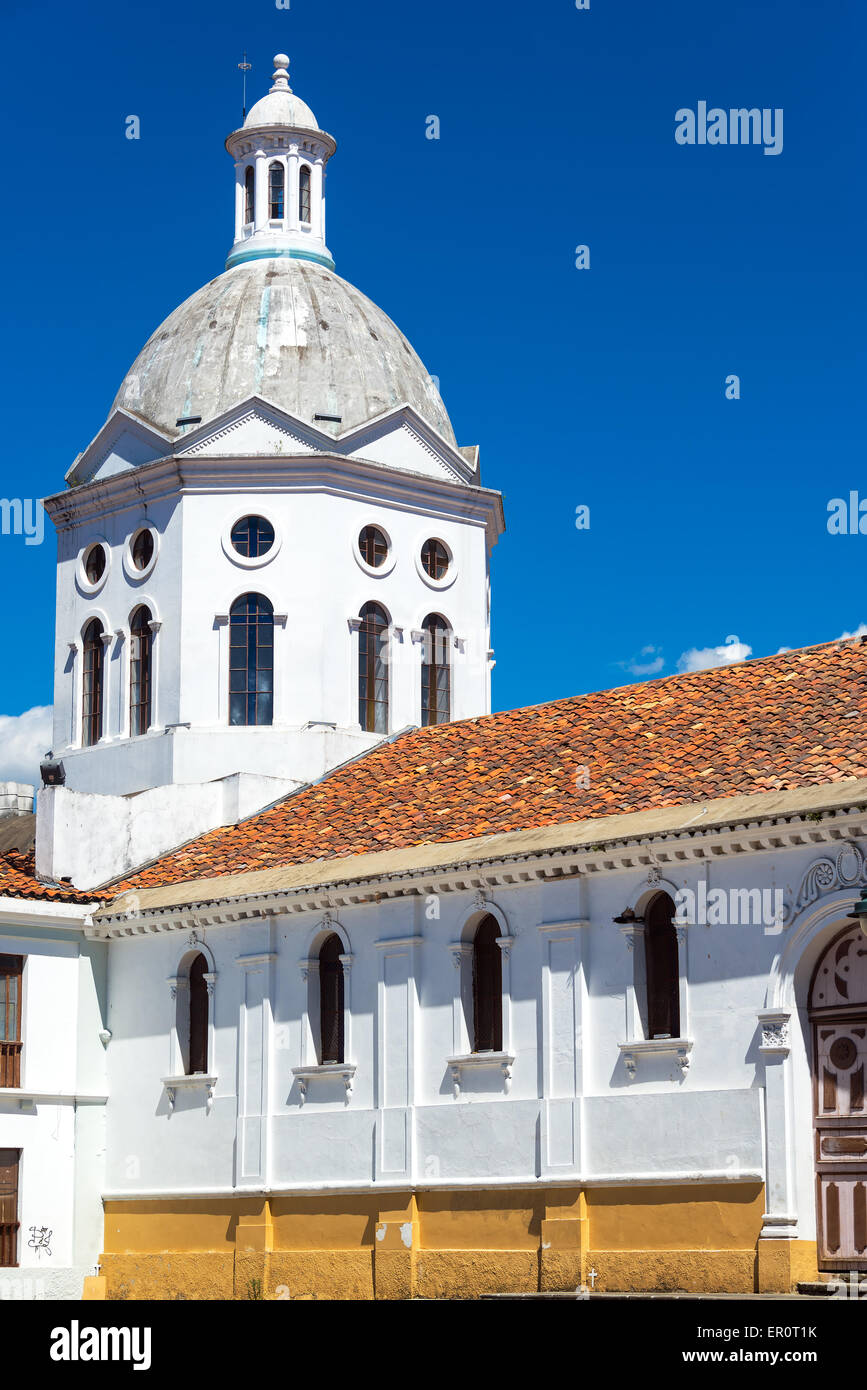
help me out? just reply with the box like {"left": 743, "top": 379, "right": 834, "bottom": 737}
{"left": 111, "top": 257, "right": 456, "bottom": 444}
{"left": 243, "top": 89, "right": 319, "bottom": 131}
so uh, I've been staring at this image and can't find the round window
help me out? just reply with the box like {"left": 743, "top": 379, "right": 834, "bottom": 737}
{"left": 359, "top": 525, "right": 388, "bottom": 568}
{"left": 231, "top": 515, "right": 275, "bottom": 559}
{"left": 84, "top": 543, "right": 107, "bottom": 585}
{"left": 131, "top": 528, "right": 155, "bottom": 571}
{"left": 421, "top": 538, "right": 449, "bottom": 580}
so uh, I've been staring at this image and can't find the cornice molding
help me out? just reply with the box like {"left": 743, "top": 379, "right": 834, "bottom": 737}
{"left": 44, "top": 451, "right": 504, "bottom": 541}
{"left": 91, "top": 801, "right": 867, "bottom": 938}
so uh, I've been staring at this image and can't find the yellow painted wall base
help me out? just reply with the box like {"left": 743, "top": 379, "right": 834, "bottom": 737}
{"left": 82, "top": 1275, "right": 107, "bottom": 1300}
{"left": 97, "top": 1183, "right": 818, "bottom": 1300}
{"left": 757, "top": 1238, "right": 819, "bottom": 1292}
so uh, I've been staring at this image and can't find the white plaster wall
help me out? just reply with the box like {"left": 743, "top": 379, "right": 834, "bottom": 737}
{"left": 36, "top": 774, "right": 296, "bottom": 890}
{"left": 101, "top": 834, "right": 865, "bottom": 1266}
{"left": 104, "top": 931, "right": 240, "bottom": 1193}
{"left": 0, "top": 925, "right": 107, "bottom": 1275}
{"left": 51, "top": 471, "right": 492, "bottom": 797}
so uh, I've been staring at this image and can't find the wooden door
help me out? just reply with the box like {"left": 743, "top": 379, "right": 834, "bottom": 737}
{"left": 810, "top": 924, "right": 867, "bottom": 1271}
{"left": 0, "top": 1149, "right": 19, "bottom": 1267}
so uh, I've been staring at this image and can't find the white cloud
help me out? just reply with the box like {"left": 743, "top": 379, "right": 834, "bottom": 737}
{"left": 836, "top": 623, "right": 867, "bottom": 640}
{"left": 677, "top": 634, "right": 752, "bottom": 673}
{"left": 0, "top": 706, "right": 53, "bottom": 787}
{"left": 622, "top": 645, "right": 665, "bottom": 677}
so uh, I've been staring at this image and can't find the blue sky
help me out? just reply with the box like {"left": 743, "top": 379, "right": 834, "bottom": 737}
{"left": 0, "top": 0, "right": 864, "bottom": 777}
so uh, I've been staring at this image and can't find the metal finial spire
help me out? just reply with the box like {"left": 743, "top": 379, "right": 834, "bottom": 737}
{"left": 238, "top": 50, "right": 252, "bottom": 121}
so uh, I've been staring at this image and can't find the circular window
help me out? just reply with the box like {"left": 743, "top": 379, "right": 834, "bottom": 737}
{"left": 421, "top": 538, "right": 449, "bottom": 580}
{"left": 84, "top": 544, "right": 107, "bottom": 585}
{"left": 358, "top": 525, "right": 388, "bottom": 568}
{"left": 131, "top": 528, "right": 154, "bottom": 571}
{"left": 232, "top": 515, "right": 275, "bottom": 559}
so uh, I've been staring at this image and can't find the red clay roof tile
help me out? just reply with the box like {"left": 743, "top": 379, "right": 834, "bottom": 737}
{"left": 110, "top": 638, "right": 867, "bottom": 895}
{"left": 0, "top": 850, "right": 98, "bottom": 905}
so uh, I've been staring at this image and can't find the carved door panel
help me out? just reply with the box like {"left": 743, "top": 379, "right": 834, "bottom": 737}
{"left": 813, "top": 1020, "right": 867, "bottom": 1268}
{"left": 810, "top": 924, "right": 867, "bottom": 1271}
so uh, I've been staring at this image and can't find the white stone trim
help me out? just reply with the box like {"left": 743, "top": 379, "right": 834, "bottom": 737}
{"left": 447, "top": 1052, "right": 515, "bottom": 1099}
{"left": 619, "top": 1037, "right": 693, "bottom": 1079}
{"left": 291, "top": 1062, "right": 356, "bottom": 1103}
{"left": 161, "top": 1074, "right": 217, "bottom": 1113}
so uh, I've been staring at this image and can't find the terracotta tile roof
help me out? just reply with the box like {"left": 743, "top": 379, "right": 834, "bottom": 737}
{"left": 114, "top": 638, "right": 867, "bottom": 895}
{"left": 0, "top": 849, "right": 99, "bottom": 905}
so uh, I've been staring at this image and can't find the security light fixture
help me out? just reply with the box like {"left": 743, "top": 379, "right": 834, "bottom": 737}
{"left": 314, "top": 413, "right": 342, "bottom": 423}
{"left": 175, "top": 416, "right": 202, "bottom": 426}
{"left": 39, "top": 754, "right": 66, "bottom": 787}
{"left": 612, "top": 907, "right": 643, "bottom": 926}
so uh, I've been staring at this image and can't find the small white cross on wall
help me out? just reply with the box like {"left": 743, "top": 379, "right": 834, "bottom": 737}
{"left": 587, "top": 1267, "right": 598, "bottom": 1288}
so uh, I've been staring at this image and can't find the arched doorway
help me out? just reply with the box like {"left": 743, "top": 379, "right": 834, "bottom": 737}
{"left": 809, "top": 923, "right": 867, "bottom": 1271}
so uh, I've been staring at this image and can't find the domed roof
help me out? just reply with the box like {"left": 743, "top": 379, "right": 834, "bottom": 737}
{"left": 243, "top": 89, "right": 319, "bottom": 132}
{"left": 242, "top": 54, "right": 320, "bottom": 132}
{"left": 111, "top": 258, "right": 456, "bottom": 444}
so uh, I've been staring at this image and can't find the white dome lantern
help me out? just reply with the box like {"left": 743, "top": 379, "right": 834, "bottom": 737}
{"left": 225, "top": 53, "right": 337, "bottom": 271}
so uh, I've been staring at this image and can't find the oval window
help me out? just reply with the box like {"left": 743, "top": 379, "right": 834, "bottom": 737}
{"left": 84, "top": 543, "right": 107, "bottom": 585}
{"left": 421, "top": 538, "right": 449, "bottom": 580}
{"left": 359, "top": 525, "right": 388, "bottom": 568}
{"left": 131, "top": 528, "right": 155, "bottom": 571}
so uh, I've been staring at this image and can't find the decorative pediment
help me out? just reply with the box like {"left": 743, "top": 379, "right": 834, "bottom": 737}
{"left": 177, "top": 405, "right": 318, "bottom": 458}
{"left": 178, "top": 397, "right": 473, "bottom": 484}
{"left": 67, "top": 410, "right": 171, "bottom": 487}
{"left": 782, "top": 842, "right": 867, "bottom": 925}
{"left": 345, "top": 417, "right": 470, "bottom": 484}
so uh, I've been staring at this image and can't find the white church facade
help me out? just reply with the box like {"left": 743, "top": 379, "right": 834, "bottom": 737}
{"left": 1, "top": 55, "right": 866, "bottom": 1300}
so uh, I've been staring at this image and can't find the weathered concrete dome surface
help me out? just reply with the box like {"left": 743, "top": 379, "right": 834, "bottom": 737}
{"left": 112, "top": 258, "right": 456, "bottom": 443}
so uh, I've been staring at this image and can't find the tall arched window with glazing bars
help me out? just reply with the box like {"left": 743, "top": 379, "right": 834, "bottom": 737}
{"left": 268, "top": 161, "right": 284, "bottom": 219}
{"left": 229, "top": 593, "right": 274, "bottom": 726}
{"left": 129, "top": 606, "right": 153, "bottom": 736}
{"left": 299, "top": 165, "right": 311, "bottom": 223}
{"left": 82, "top": 619, "right": 105, "bottom": 747}
{"left": 244, "top": 165, "right": 255, "bottom": 224}
{"left": 421, "top": 613, "right": 451, "bottom": 726}
{"left": 358, "top": 602, "right": 388, "bottom": 734}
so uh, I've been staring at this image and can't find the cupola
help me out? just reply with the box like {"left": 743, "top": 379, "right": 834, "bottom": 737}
{"left": 224, "top": 54, "right": 337, "bottom": 271}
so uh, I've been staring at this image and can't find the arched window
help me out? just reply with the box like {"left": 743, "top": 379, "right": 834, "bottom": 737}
{"left": 82, "top": 619, "right": 105, "bottom": 747}
{"left": 645, "top": 893, "right": 681, "bottom": 1039}
{"left": 188, "top": 953, "right": 209, "bottom": 1075}
{"left": 358, "top": 602, "right": 389, "bottom": 734}
{"left": 472, "top": 916, "right": 502, "bottom": 1052}
{"left": 319, "top": 934, "right": 344, "bottom": 1064}
{"left": 421, "top": 613, "right": 451, "bottom": 726}
{"left": 129, "top": 606, "right": 153, "bottom": 736}
{"left": 269, "top": 161, "right": 285, "bottom": 219}
{"left": 299, "top": 164, "right": 311, "bottom": 223}
{"left": 229, "top": 593, "right": 274, "bottom": 727}
{"left": 244, "top": 165, "right": 255, "bottom": 224}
